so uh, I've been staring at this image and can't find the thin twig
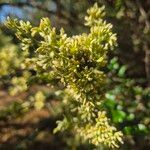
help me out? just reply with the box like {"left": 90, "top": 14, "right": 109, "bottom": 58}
{"left": 136, "top": 0, "right": 150, "bottom": 87}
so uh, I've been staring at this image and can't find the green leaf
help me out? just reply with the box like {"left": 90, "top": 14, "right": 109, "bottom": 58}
{"left": 118, "top": 66, "right": 126, "bottom": 77}
{"left": 112, "top": 110, "right": 126, "bottom": 123}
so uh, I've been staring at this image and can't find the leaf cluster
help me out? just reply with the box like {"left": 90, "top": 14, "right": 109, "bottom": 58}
{"left": 5, "top": 3, "right": 123, "bottom": 148}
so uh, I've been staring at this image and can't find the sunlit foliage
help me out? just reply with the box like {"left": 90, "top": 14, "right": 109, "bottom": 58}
{"left": 6, "top": 4, "right": 123, "bottom": 148}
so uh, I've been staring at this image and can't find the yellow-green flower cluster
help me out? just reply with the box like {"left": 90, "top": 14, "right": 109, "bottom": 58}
{"left": 33, "top": 91, "right": 46, "bottom": 110}
{"left": 0, "top": 30, "right": 20, "bottom": 77}
{"left": 77, "top": 111, "right": 123, "bottom": 148}
{"left": 6, "top": 3, "right": 123, "bottom": 148}
{"left": 0, "top": 30, "right": 30, "bottom": 95}
{"left": 9, "top": 71, "right": 31, "bottom": 96}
